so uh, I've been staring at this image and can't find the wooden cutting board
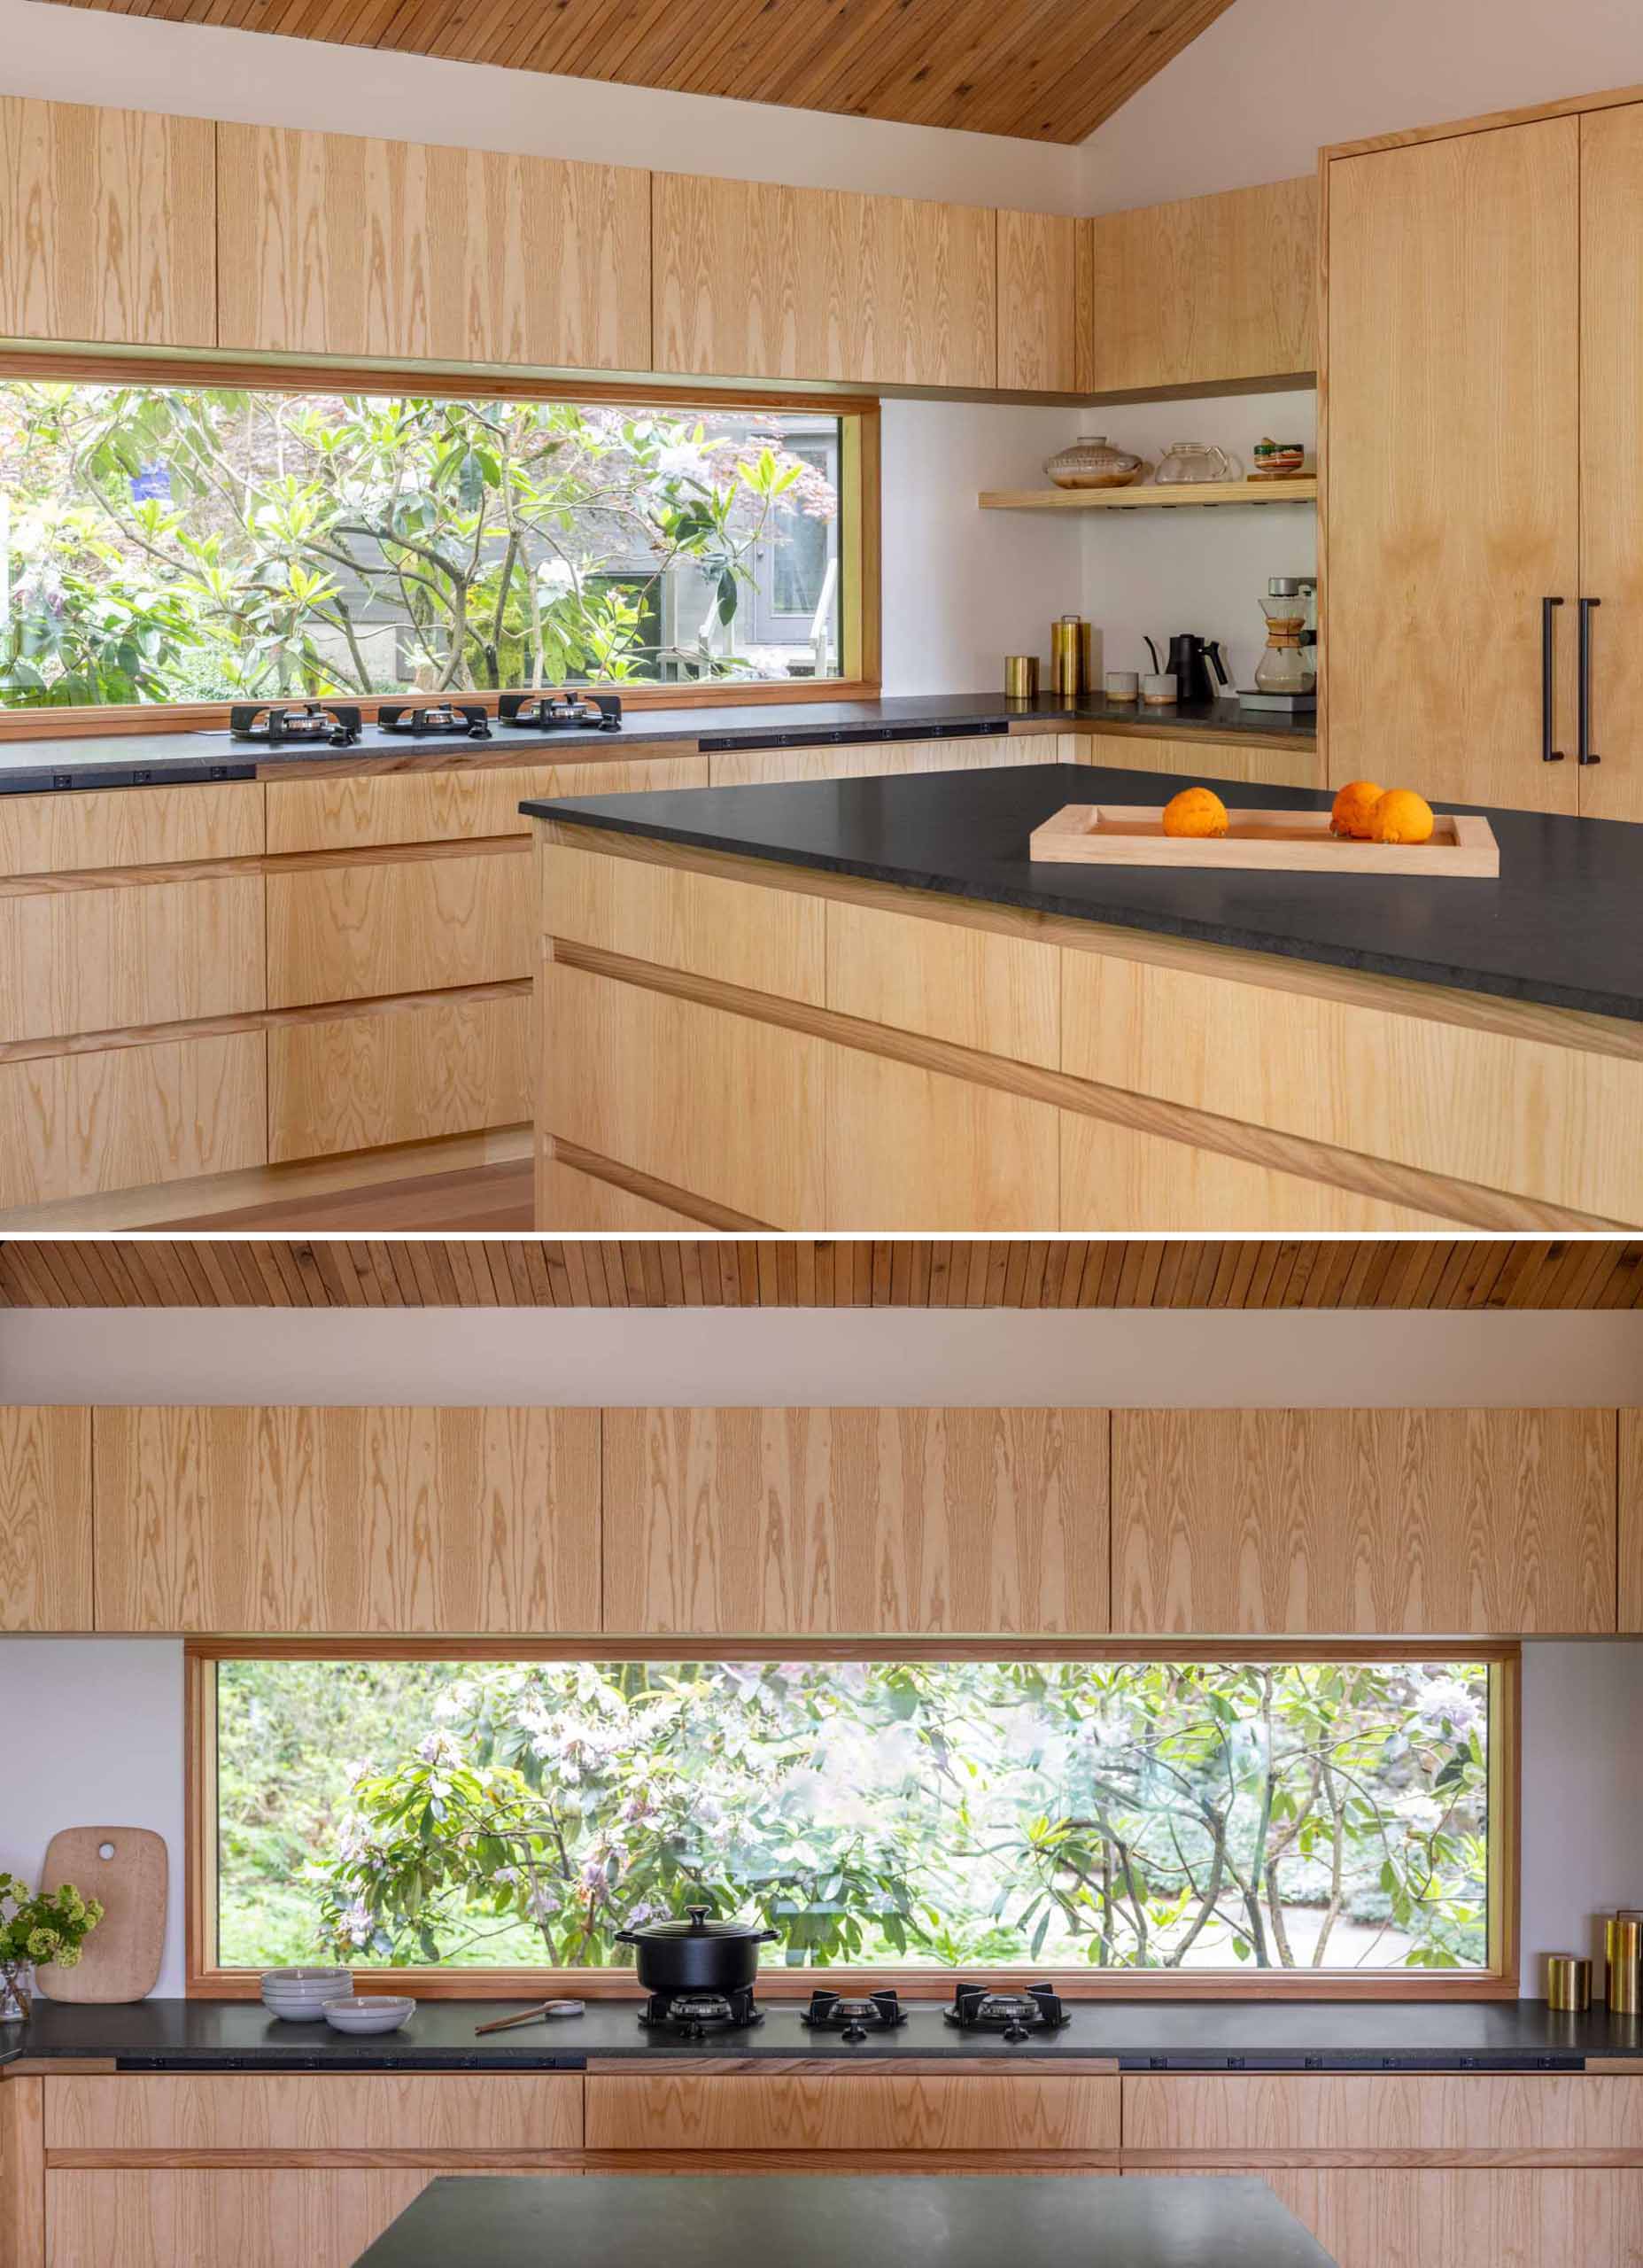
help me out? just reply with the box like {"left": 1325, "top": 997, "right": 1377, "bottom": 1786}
{"left": 1028, "top": 803, "right": 1500, "bottom": 877}
{"left": 33, "top": 1826, "right": 167, "bottom": 2004}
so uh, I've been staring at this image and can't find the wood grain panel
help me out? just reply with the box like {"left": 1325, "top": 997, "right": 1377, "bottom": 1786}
{"left": 1112, "top": 1408, "right": 1616, "bottom": 1635}
{"left": 1623, "top": 1409, "right": 1643, "bottom": 1634}
{"left": 266, "top": 758, "right": 704, "bottom": 854}
{"left": 585, "top": 2075, "right": 1117, "bottom": 2154}
{"left": 1061, "top": 732, "right": 1321, "bottom": 791}
{"left": 825, "top": 897, "right": 1059, "bottom": 1068}
{"left": 266, "top": 850, "right": 531, "bottom": 1008}
{"left": 0, "top": 879, "right": 265, "bottom": 1044}
{"left": 1577, "top": 101, "right": 1643, "bottom": 822}
{"left": 0, "top": 784, "right": 262, "bottom": 881}
{"left": 1087, "top": 177, "right": 1316, "bottom": 392}
{"left": 0, "top": 1409, "right": 91, "bottom": 1634}
{"left": 535, "top": 1157, "right": 707, "bottom": 1231}
{"left": 543, "top": 962, "right": 825, "bottom": 1226}
{"left": 826, "top": 1039, "right": 1061, "bottom": 1231}
{"left": 542, "top": 839, "right": 825, "bottom": 1004}
{"left": 217, "top": 126, "right": 649, "bottom": 367}
{"left": 1124, "top": 2074, "right": 1643, "bottom": 2159}
{"left": 1, "top": 2075, "right": 44, "bottom": 2268}
{"left": 45, "top": 2075, "right": 579, "bottom": 2152}
{"left": 1058, "top": 945, "right": 1643, "bottom": 1229}
{"left": 267, "top": 992, "right": 531, "bottom": 1162}
{"left": 653, "top": 175, "right": 996, "bottom": 387}
{"left": 1059, "top": 1114, "right": 1467, "bottom": 1233}
{"left": 602, "top": 1406, "right": 1109, "bottom": 1635}
{"left": 92, "top": 1405, "right": 601, "bottom": 1634}
{"left": 706, "top": 737, "right": 1029, "bottom": 787}
{"left": 997, "top": 210, "right": 1081, "bottom": 392}
{"left": 0, "top": 97, "right": 213, "bottom": 346}
{"left": 1252, "top": 2167, "right": 1643, "bottom": 2268}
{"left": 0, "top": 1036, "right": 267, "bottom": 1213}
{"left": 1325, "top": 121, "right": 1580, "bottom": 813}
{"left": 45, "top": 2169, "right": 444, "bottom": 2268}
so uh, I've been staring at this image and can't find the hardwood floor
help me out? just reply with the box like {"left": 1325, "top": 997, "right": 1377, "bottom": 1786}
{"left": 161, "top": 1157, "right": 533, "bottom": 1232}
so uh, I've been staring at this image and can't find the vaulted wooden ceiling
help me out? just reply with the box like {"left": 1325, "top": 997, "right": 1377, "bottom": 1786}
{"left": 42, "top": 0, "right": 1237, "bottom": 144}
{"left": 3, "top": 1240, "right": 1639, "bottom": 1310}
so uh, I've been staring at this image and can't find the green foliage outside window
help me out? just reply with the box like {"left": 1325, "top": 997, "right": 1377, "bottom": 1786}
{"left": 216, "top": 1656, "right": 1492, "bottom": 1975}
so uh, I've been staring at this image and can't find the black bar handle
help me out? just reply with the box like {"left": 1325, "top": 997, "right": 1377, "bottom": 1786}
{"left": 1543, "top": 597, "right": 1565, "bottom": 761}
{"left": 1579, "top": 597, "right": 1602, "bottom": 765}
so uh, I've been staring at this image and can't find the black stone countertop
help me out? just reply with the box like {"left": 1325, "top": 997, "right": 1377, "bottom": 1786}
{"left": 354, "top": 2174, "right": 1337, "bottom": 2268}
{"left": 0, "top": 693, "right": 1312, "bottom": 795}
{"left": 524, "top": 757, "right": 1643, "bottom": 1025}
{"left": 3, "top": 1996, "right": 1637, "bottom": 2074}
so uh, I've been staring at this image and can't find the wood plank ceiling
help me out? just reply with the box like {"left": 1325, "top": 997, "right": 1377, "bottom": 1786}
{"left": 40, "top": 0, "right": 1237, "bottom": 144}
{"left": 3, "top": 1240, "right": 1640, "bottom": 1310}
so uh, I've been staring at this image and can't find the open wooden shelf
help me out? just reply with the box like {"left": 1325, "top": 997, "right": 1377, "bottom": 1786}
{"left": 979, "top": 476, "right": 1317, "bottom": 511}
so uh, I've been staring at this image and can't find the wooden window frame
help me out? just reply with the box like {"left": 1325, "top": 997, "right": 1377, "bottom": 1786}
{"left": 185, "top": 1636, "right": 1520, "bottom": 2004}
{"left": 0, "top": 353, "right": 881, "bottom": 740}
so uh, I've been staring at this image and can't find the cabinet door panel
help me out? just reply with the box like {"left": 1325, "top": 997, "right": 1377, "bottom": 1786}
{"left": 1124, "top": 2073, "right": 1643, "bottom": 2156}
{"left": 0, "top": 783, "right": 262, "bottom": 880}
{"left": 266, "top": 850, "right": 531, "bottom": 1007}
{"left": 267, "top": 757, "right": 705, "bottom": 854}
{"left": 0, "top": 97, "right": 213, "bottom": 346}
{"left": 0, "top": 1408, "right": 91, "bottom": 1632}
{"left": 268, "top": 992, "right": 531, "bottom": 1163}
{"left": 1256, "top": 2169, "right": 1643, "bottom": 2268}
{"left": 586, "top": 2075, "right": 1118, "bottom": 2154}
{"left": 218, "top": 127, "right": 648, "bottom": 369}
{"left": 1061, "top": 731, "right": 1320, "bottom": 792}
{"left": 706, "top": 737, "right": 1028, "bottom": 786}
{"left": 47, "top": 2170, "right": 454, "bottom": 2268}
{"left": 93, "top": 1406, "right": 600, "bottom": 1633}
{"left": 997, "top": 211, "right": 1084, "bottom": 393}
{"left": 1577, "top": 102, "right": 1643, "bottom": 821}
{"left": 46, "top": 2073, "right": 581, "bottom": 2151}
{"left": 1112, "top": 1408, "right": 1615, "bottom": 1634}
{"left": 1326, "top": 121, "right": 1580, "bottom": 812}
{"left": 0, "top": 878, "right": 265, "bottom": 1043}
{"left": 603, "top": 1406, "right": 1108, "bottom": 1635}
{"left": 826, "top": 1040, "right": 1060, "bottom": 1231}
{"left": 1623, "top": 1410, "right": 1643, "bottom": 1633}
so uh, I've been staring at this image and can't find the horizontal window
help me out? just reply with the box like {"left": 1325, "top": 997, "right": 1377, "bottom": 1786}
{"left": 205, "top": 1651, "right": 1505, "bottom": 1987}
{"left": 0, "top": 379, "right": 854, "bottom": 711}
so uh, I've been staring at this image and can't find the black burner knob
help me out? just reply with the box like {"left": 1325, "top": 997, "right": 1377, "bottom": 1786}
{"left": 1004, "top": 2020, "right": 1029, "bottom": 2043}
{"left": 843, "top": 2022, "right": 867, "bottom": 2043}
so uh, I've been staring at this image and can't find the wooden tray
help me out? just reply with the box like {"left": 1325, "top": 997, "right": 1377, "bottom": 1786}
{"left": 1029, "top": 804, "right": 1500, "bottom": 877}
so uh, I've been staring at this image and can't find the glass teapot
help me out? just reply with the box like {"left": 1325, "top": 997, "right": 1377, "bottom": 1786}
{"left": 1154, "top": 441, "right": 1239, "bottom": 485}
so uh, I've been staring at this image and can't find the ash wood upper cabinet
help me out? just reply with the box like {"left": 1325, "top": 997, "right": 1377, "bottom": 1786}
{"left": 1324, "top": 119, "right": 1581, "bottom": 814}
{"left": 93, "top": 1406, "right": 600, "bottom": 1634}
{"left": 602, "top": 1406, "right": 1108, "bottom": 1635}
{"left": 1087, "top": 176, "right": 1315, "bottom": 394}
{"left": 217, "top": 126, "right": 650, "bottom": 369}
{"left": 0, "top": 97, "right": 214, "bottom": 346}
{"left": 1113, "top": 1408, "right": 1616, "bottom": 1635}
{"left": 0, "top": 1408, "right": 91, "bottom": 1632}
{"left": 997, "top": 209, "right": 1089, "bottom": 392}
{"left": 1622, "top": 1410, "right": 1643, "bottom": 1632}
{"left": 653, "top": 173, "right": 996, "bottom": 388}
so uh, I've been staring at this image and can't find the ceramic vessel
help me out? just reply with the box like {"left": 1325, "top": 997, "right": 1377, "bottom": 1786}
{"left": 1252, "top": 437, "right": 1306, "bottom": 479}
{"left": 323, "top": 1996, "right": 416, "bottom": 2036}
{"left": 261, "top": 1965, "right": 353, "bottom": 2021}
{"left": 1044, "top": 435, "right": 1143, "bottom": 490}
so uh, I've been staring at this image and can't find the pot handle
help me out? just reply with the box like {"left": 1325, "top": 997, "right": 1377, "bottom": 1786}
{"left": 612, "top": 1929, "right": 640, "bottom": 1946}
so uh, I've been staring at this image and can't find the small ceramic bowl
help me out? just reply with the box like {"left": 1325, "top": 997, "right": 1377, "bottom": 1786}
{"left": 322, "top": 1996, "right": 416, "bottom": 2037}
{"left": 1104, "top": 671, "right": 1139, "bottom": 702}
{"left": 1142, "top": 672, "right": 1179, "bottom": 706}
{"left": 261, "top": 1966, "right": 353, "bottom": 2022}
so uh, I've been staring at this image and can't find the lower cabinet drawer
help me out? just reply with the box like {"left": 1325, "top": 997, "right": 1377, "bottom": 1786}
{"left": 585, "top": 2075, "right": 1119, "bottom": 2155}
{"left": 1254, "top": 2168, "right": 1643, "bottom": 2268}
{"left": 706, "top": 737, "right": 1032, "bottom": 788}
{"left": 1062, "top": 731, "right": 1320, "bottom": 791}
{"left": 0, "top": 876, "right": 266, "bottom": 1044}
{"left": 1123, "top": 2073, "right": 1643, "bottom": 2159}
{"left": 266, "top": 849, "right": 532, "bottom": 1008}
{"left": 45, "top": 2072, "right": 581, "bottom": 2151}
{"left": 268, "top": 992, "right": 532, "bottom": 1161}
{"left": 45, "top": 2169, "right": 506, "bottom": 2268}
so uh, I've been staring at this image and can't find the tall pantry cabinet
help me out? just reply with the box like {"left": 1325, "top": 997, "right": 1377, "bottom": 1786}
{"left": 1323, "top": 97, "right": 1643, "bottom": 821}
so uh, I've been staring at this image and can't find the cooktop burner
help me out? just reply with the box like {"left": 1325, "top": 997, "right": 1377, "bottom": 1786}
{"left": 638, "top": 1985, "right": 763, "bottom": 2038}
{"left": 228, "top": 702, "right": 363, "bottom": 747}
{"left": 497, "top": 690, "right": 622, "bottom": 732}
{"left": 942, "top": 1983, "right": 1070, "bottom": 2040}
{"left": 376, "top": 702, "right": 492, "bottom": 739}
{"left": 800, "top": 1989, "right": 905, "bottom": 2041}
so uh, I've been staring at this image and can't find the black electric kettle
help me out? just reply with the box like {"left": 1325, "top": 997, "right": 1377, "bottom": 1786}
{"left": 1165, "top": 633, "right": 1229, "bottom": 705}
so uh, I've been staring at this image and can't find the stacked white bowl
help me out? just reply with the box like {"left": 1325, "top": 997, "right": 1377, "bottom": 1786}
{"left": 322, "top": 1995, "right": 416, "bottom": 2036}
{"left": 260, "top": 1966, "right": 353, "bottom": 2021}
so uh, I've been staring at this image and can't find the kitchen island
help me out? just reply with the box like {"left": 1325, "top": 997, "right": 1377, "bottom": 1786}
{"left": 524, "top": 760, "right": 1643, "bottom": 1233}
{"left": 356, "top": 2173, "right": 1337, "bottom": 2268}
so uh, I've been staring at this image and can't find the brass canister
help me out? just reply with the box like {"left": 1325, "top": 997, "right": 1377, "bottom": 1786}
{"left": 1608, "top": 1915, "right": 1642, "bottom": 2013}
{"left": 1546, "top": 1953, "right": 1592, "bottom": 2013}
{"left": 1050, "top": 614, "right": 1086, "bottom": 698}
{"left": 1004, "top": 654, "right": 1040, "bottom": 700}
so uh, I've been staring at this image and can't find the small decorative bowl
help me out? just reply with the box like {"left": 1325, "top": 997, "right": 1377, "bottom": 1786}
{"left": 322, "top": 1996, "right": 416, "bottom": 2036}
{"left": 1251, "top": 438, "right": 1306, "bottom": 480}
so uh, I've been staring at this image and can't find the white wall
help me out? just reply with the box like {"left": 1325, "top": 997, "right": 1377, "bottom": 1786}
{"left": 1520, "top": 1643, "right": 1643, "bottom": 1995}
{"left": 1082, "top": 0, "right": 1643, "bottom": 212}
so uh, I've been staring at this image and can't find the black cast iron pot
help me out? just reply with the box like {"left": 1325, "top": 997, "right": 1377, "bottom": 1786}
{"left": 614, "top": 1905, "right": 779, "bottom": 1994}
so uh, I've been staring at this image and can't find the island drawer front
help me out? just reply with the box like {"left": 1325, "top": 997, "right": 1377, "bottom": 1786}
{"left": 1, "top": 875, "right": 266, "bottom": 1043}
{"left": 1251, "top": 2167, "right": 1643, "bottom": 2268}
{"left": 540, "top": 839, "right": 826, "bottom": 1003}
{"left": 0, "top": 781, "right": 263, "bottom": 879}
{"left": 1123, "top": 2075, "right": 1643, "bottom": 2160}
{"left": 704, "top": 736, "right": 1030, "bottom": 788}
{"left": 0, "top": 1034, "right": 267, "bottom": 1211}
{"left": 268, "top": 992, "right": 531, "bottom": 1162}
{"left": 46, "top": 2169, "right": 469, "bottom": 2268}
{"left": 825, "top": 898, "right": 1060, "bottom": 1068}
{"left": 267, "top": 753, "right": 705, "bottom": 853}
{"left": 1060, "top": 731, "right": 1321, "bottom": 792}
{"left": 267, "top": 849, "right": 532, "bottom": 1008}
{"left": 585, "top": 2075, "right": 1119, "bottom": 2154}
{"left": 1058, "top": 946, "right": 1643, "bottom": 1227}
{"left": 45, "top": 2072, "right": 583, "bottom": 2152}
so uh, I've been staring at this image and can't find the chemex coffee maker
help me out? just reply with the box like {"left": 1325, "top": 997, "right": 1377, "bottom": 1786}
{"left": 1165, "top": 632, "right": 1230, "bottom": 705}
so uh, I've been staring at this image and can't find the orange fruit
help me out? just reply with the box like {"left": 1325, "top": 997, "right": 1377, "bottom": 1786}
{"left": 1161, "top": 786, "right": 1230, "bottom": 839}
{"left": 1330, "top": 779, "right": 1383, "bottom": 839}
{"left": 1369, "top": 787, "right": 1436, "bottom": 845}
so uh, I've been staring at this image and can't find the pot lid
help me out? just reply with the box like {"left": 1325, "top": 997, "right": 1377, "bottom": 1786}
{"left": 625, "top": 1903, "right": 766, "bottom": 1941}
